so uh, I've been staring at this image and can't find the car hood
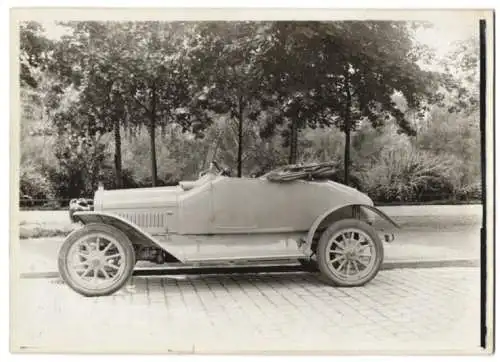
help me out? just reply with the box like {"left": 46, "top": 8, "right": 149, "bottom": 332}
{"left": 94, "top": 185, "right": 181, "bottom": 211}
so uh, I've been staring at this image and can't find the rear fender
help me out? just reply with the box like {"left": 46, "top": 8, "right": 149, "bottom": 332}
{"left": 71, "top": 211, "right": 182, "bottom": 262}
{"left": 361, "top": 205, "right": 400, "bottom": 229}
{"left": 304, "top": 204, "right": 400, "bottom": 253}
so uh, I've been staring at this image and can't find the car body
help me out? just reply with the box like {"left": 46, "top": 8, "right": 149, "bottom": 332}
{"left": 58, "top": 161, "right": 400, "bottom": 297}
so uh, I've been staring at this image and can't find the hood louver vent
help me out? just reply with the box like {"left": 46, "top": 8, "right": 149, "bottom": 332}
{"left": 116, "top": 211, "right": 167, "bottom": 228}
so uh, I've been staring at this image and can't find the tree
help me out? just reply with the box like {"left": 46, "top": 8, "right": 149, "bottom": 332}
{"left": 187, "top": 21, "right": 275, "bottom": 177}
{"left": 270, "top": 21, "right": 436, "bottom": 184}
{"left": 49, "top": 21, "right": 202, "bottom": 187}
{"left": 438, "top": 36, "right": 480, "bottom": 115}
{"left": 414, "top": 35, "right": 481, "bottom": 194}
{"left": 259, "top": 22, "right": 333, "bottom": 165}
{"left": 113, "top": 21, "right": 204, "bottom": 186}
{"left": 48, "top": 21, "right": 129, "bottom": 188}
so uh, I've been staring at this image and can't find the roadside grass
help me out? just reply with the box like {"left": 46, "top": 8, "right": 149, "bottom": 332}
{"left": 19, "top": 224, "right": 77, "bottom": 239}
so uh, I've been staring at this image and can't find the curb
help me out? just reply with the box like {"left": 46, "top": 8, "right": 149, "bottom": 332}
{"left": 19, "top": 258, "right": 480, "bottom": 280}
{"left": 381, "top": 258, "right": 480, "bottom": 270}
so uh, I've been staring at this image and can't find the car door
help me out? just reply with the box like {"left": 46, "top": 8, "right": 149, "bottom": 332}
{"left": 211, "top": 177, "right": 260, "bottom": 233}
{"left": 210, "top": 176, "right": 313, "bottom": 233}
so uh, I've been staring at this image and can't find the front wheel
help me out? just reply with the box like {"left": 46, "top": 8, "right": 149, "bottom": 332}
{"left": 316, "top": 219, "right": 384, "bottom": 287}
{"left": 58, "top": 223, "right": 136, "bottom": 297}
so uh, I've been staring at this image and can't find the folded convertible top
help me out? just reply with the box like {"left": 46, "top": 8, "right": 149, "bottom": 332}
{"left": 263, "top": 161, "right": 339, "bottom": 182}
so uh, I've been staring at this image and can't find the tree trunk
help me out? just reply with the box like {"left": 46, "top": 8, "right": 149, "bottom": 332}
{"left": 288, "top": 118, "right": 298, "bottom": 164}
{"left": 237, "top": 97, "right": 244, "bottom": 178}
{"left": 344, "top": 74, "right": 352, "bottom": 186}
{"left": 149, "top": 121, "right": 157, "bottom": 187}
{"left": 150, "top": 83, "right": 158, "bottom": 187}
{"left": 113, "top": 118, "right": 123, "bottom": 189}
{"left": 344, "top": 128, "right": 351, "bottom": 185}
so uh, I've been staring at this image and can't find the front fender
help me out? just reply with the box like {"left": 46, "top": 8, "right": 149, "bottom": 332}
{"left": 304, "top": 204, "right": 400, "bottom": 250}
{"left": 71, "top": 211, "right": 182, "bottom": 262}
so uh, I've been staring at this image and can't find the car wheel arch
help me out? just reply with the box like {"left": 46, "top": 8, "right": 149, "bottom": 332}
{"left": 71, "top": 211, "right": 182, "bottom": 263}
{"left": 305, "top": 203, "right": 396, "bottom": 254}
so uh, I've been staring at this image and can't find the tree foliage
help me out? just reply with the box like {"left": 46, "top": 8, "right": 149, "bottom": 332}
{"left": 258, "top": 21, "right": 438, "bottom": 181}
{"left": 185, "top": 21, "right": 277, "bottom": 176}
{"left": 19, "top": 21, "right": 53, "bottom": 88}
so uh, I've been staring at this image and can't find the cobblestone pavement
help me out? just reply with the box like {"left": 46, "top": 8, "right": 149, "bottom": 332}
{"left": 12, "top": 267, "right": 482, "bottom": 354}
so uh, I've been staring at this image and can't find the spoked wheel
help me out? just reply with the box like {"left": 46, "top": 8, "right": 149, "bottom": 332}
{"left": 58, "top": 223, "right": 135, "bottom": 297}
{"left": 317, "top": 219, "right": 383, "bottom": 287}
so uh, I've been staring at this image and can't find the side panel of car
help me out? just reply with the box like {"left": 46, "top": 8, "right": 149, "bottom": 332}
{"left": 209, "top": 177, "right": 342, "bottom": 234}
{"left": 157, "top": 232, "right": 308, "bottom": 262}
{"left": 71, "top": 212, "right": 309, "bottom": 263}
{"left": 73, "top": 203, "right": 399, "bottom": 265}
{"left": 94, "top": 186, "right": 180, "bottom": 234}
{"left": 110, "top": 207, "right": 178, "bottom": 235}
{"left": 177, "top": 181, "right": 214, "bottom": 234}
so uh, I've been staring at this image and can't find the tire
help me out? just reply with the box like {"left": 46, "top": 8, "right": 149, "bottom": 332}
{"left": 316, "top": 218, "right": 384, "bottom": 287}
{"left": 58, "top": 223, "right": 136, "bottom": 297}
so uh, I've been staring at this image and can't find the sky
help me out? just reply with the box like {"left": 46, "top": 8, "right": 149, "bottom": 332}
{"left": 413, "top": 18, "right": 478, "bottom": 57}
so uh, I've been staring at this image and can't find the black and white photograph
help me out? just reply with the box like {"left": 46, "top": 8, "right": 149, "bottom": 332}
{"left": 9, "top": 7, "right": 495, "bottom": 355}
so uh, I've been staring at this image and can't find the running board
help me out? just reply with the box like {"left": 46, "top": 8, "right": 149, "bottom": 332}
{"left": 184, "top": 252, "right": 307, "bottom": 263}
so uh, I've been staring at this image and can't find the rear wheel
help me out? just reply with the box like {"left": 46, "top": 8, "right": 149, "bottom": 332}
{"left": 316, "top": 219, "right": 383, "bottom": 287}
{"left": 58, "top": 223, "right": 136, "bottom": 297}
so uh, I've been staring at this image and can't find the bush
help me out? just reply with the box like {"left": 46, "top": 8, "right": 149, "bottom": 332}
{"left": 328, "top": 169, "right": 364, "bottom": 190}
{"left": 49, "top": 131, "right": 109, "bottom": 199}
{"left": 454, "top": 182, "right": 482, "bottom": 201}
{"left": 416, "top": 107, "right": 481, "bottom": 190}
{"left": 361, "top": 145, "right": 457, "bottom": 203}
{"left": 19, "top": 163, "right": 54, "bottom": 204}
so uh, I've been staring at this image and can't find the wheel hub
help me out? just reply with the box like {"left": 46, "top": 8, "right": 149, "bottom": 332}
{"left": 90, "top": 258, "right": 102, "bottom": 268}
{"left": 344, "top": 245, "right": 357, "bottom": 260}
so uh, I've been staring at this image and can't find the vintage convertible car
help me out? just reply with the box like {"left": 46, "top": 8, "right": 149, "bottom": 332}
{"left": 58, "top": 161, "right": 399, "bottom": 297}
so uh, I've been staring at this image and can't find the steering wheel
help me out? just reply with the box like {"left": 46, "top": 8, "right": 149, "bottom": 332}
{"left": 199, "top": 160, "right": 231, "bottom": 178}
{"left": 211, "top": 160, "right": 231, "bottom": 176}
{"left": 211, "top": 160, "right": 222, "bottom": 173}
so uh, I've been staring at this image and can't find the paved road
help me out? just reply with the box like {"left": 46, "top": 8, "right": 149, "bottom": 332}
{"left": 11, "top": 267, "right": 481, "bottom": 353}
